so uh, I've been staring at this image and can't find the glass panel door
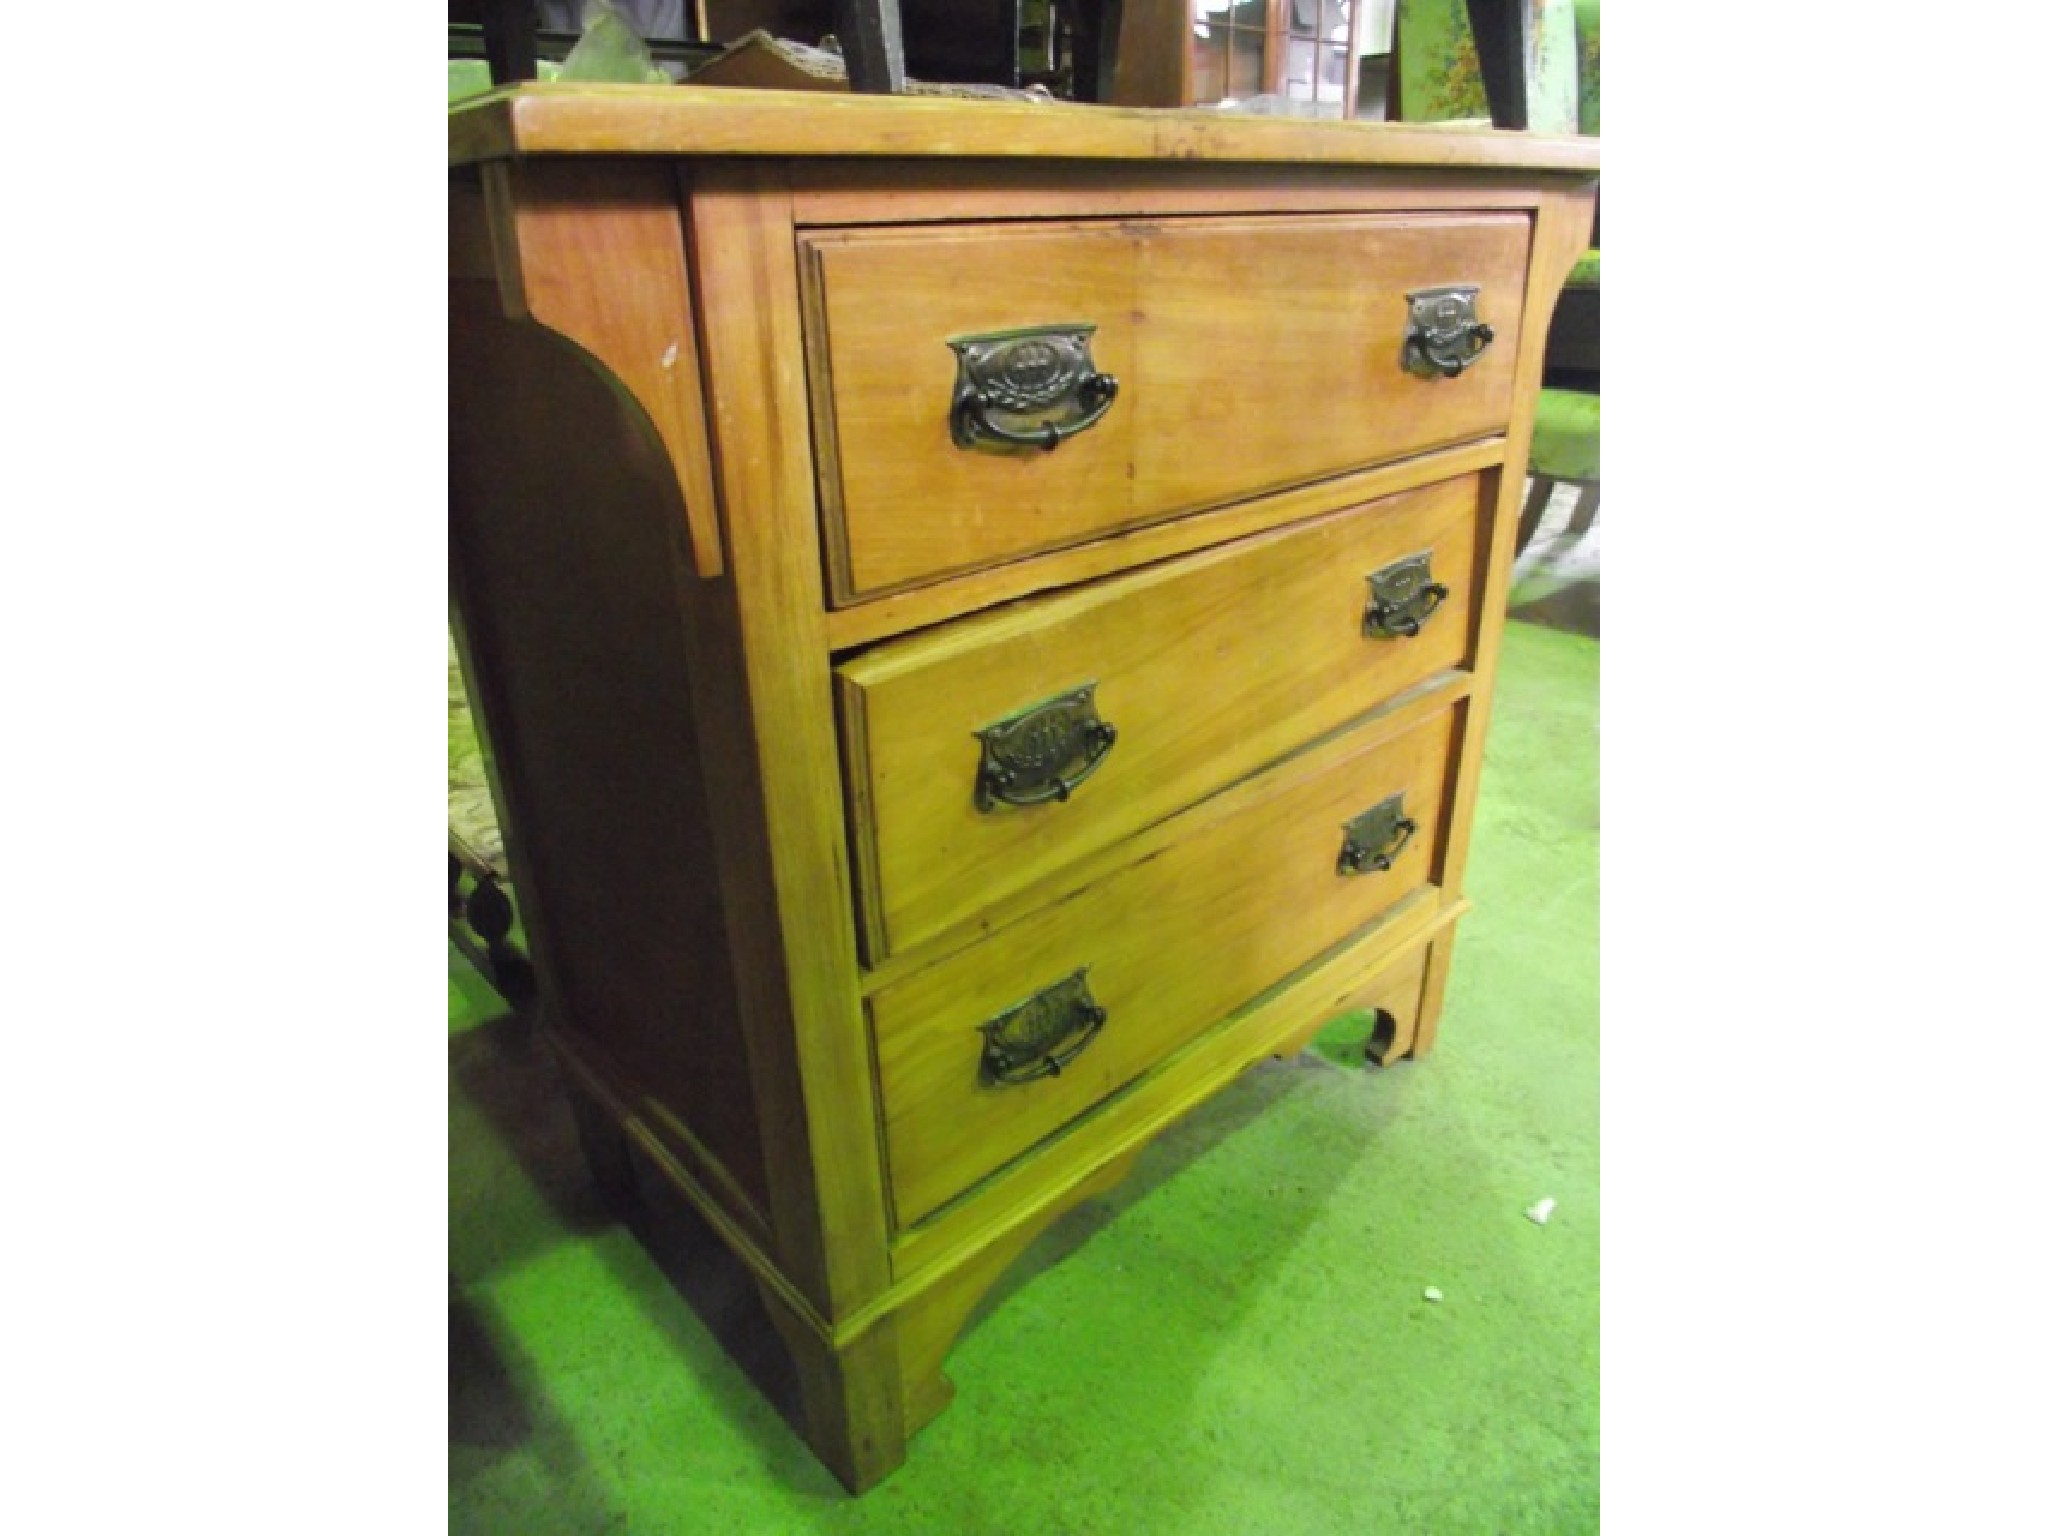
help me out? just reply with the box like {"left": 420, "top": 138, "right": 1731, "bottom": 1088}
{"left": 1282, "top": 0, "right": 1351, "bottom": 117}
{"left": 1191, "top": 0, "right": 1270, "bottom": 104}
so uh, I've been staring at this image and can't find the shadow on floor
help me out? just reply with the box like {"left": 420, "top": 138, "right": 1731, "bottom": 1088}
{"left": 450, "top": 1003, "right": 838, "bottom": 1494}
{"left": 450, "top": 988, "right": 1409, "bottom": 1497}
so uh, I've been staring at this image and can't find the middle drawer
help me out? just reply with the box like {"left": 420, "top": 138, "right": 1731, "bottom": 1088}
{"left": 836, "top": 472, "right": 1486, "bottom": 963}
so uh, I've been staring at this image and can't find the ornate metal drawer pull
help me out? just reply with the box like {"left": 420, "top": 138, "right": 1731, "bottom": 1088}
{"left": 1337, "top": 792, "right": 1420, "bottom": 877}
{"left": 979, "top": 967, "right": 1109, "bottom": 1087}
{"left": 1363, "top": 552, "right": 1451, "bottom": 639}
{"left": 950, "top": 323, "right": 1120, "bottom": 452}
{"left": 1402, "top": 285, "right": 1495, "bottom": 378}
{"left": 974, "top": 682, "right": 1118, "bottom": 812}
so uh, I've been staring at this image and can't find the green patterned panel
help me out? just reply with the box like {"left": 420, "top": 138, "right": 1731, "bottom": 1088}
{"left": 1396, "top": 0, "right": 1490, "bottom": 122}
{"left": 1576, "top": 0, "right": 1600, "bottom": 135}
{"left": 1399, "top": 1, "right": 1589, "bottom": 131}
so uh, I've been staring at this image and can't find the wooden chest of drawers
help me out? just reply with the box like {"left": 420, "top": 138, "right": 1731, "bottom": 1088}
{"left": 448, "top": 84, "right": 1596, "bottom": 1493}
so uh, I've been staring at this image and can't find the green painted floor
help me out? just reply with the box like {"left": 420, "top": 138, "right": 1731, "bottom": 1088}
{"left": 450, "top": 595, "right": 1598, "bottom": 1532}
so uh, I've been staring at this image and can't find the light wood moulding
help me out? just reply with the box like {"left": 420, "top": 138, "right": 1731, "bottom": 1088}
{"left": 449, "top": 83, "right": 1604, "bottom": 174}
{"left": 787, "top": 161, "right": 1578, "bottom": 228}
{"left": 819, "top": 437, "right": 1507, "bottom": 652}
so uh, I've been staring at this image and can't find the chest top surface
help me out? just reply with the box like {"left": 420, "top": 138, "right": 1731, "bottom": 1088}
{"left": 448, "top": 82, "right": 1600, "bottom": 176}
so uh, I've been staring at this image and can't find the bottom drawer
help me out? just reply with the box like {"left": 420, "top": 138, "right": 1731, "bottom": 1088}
{"left": 871, "top": 693, "right": 1463, "bottom": 1229}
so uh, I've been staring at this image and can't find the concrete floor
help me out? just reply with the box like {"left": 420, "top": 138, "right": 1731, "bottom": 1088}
{"left": 450, "top": 482, "right": 1601, "bottom": 1529}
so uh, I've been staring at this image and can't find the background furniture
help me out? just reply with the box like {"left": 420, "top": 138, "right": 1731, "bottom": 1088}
{"left": 450, "top": 1, "right": 720, "bottom": 82}
{"left": 1113, "top": 0, "right": 1397, "bottom": 116}
{"left": 1518, "top": 0, "right": 1598, "bottom": 547}
{"left": 450, "top": 83, "right": 1593, "bottom": 1491}
{"left": 1390, "top": 0, "right": 1574, "bottom": 128}
{"left": 447, "top": 58, "right": 536, "bottom": 1001}
{"left": 448, "top": 637, "right": 535, "bottom": 1004}
{"left": 1520, "top": 0, "right": 1597, "bottom": 548}
{"left": 453, "top": 2, "right": 1100, "bottom": 96}
{"left": 1393, "top": 0, "right": 1599, "bottom": 551}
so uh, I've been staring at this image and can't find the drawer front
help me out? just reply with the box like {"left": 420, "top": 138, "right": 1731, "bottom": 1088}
{"left": 803, "top": 212, "right": 1529, "bottom": 600}
{"left": 838, "top": 474, "right": 1484, "bottom": 962}
{"left": 870, "top": 698, "right": 1460, "bottom": 1229}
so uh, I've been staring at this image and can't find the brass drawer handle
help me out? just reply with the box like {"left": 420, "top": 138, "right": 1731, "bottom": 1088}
{"left": 974, "top": 682, "right": 1119, "bottom": 812}
{"left": 949, "top": 324, "right": 1120, "bottom": 452}
{"left": 1337, "top": 792, "right": 1419, "bottom": 877}
{"left": 979, "top": 967, "right": 1109, "bottom": 1086}
{"left": 1363, "top": 552, "right": 1451, "bottom": 639}
{"left": 1402, "top": 285, "right": 1495, "bottom": 378}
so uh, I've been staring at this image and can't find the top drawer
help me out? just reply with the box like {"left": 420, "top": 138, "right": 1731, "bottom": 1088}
{"left": 800, "top": 211, "right": 1529, "bottom": 602}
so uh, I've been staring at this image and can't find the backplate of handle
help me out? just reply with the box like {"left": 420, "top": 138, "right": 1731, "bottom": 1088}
{"left": 1337, "top": 792, "right": 1419, "bottom": 877}
{"left": 1402, "top": 285, "right": 1495, "bottom": 379}
{"left": 974, "top": 682, "right": 1119, "bottom": 812}
{"left": 979, "top": 968, "right": 1109, "bottom": 1086}
{"left": 1363, "top": 551, "right": 1451, "bottom": 639}
{"left": 949, "top": 323, "right": 1120, "bottom": 452}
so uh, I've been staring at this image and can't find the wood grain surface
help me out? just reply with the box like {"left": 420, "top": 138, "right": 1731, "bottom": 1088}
{"left": 449, "top": 82, "right": 1603, "bottom": 174}
{"left": 806, "top": 211, "right": 1528, "bottom": 597}
{"left": 446, "top": 103, "right": 1596, "bottom": 1490}
{"left": 871, "top": 697, "right": 1462, "bottom": 1227}
{"left": 839, "top": 474, "right": 1486, "bottom": 961}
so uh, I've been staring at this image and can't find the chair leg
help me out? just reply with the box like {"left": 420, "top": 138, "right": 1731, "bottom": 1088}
{"left": 1565, "top": 481, "right": 1600, "bottom": 537}
{"left": 835, "top": 1, "right": 906, "bottom": 93}
{"left": 1515, "top": 475, "right": 1556, "bottom": 556}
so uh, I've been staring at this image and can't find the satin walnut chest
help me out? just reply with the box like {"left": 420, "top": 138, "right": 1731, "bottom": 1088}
{"left": 448, "top": 83, "right": 1596, "bottom": 1492}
